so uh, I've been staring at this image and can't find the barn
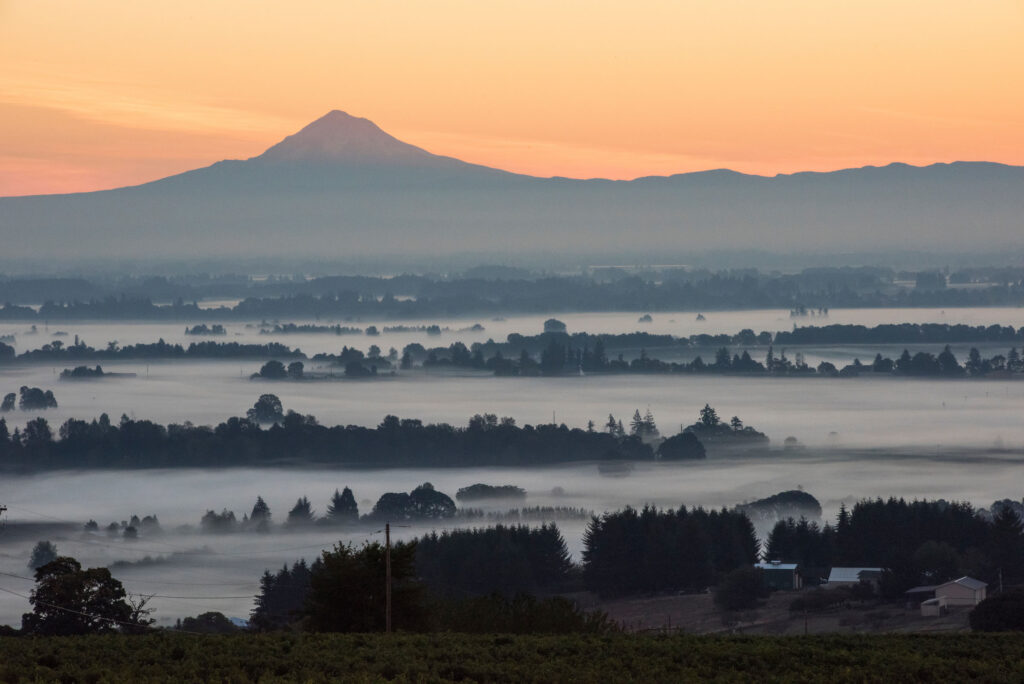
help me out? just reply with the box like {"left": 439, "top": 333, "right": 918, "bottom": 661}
{"left": 934, "top": 576, "right": 987, "bottom": 606}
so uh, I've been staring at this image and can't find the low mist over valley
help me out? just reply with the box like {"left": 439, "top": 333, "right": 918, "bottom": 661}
{"left": 3, "top": 5, "right": 1024, "bottom": 673}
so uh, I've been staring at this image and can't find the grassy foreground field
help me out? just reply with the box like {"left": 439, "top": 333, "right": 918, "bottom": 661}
{"left": 1, "top": 632, "right": 1023, "bottom": 683}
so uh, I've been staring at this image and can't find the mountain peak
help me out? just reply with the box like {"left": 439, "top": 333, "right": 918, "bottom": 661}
{"left": 256, "top": 110, "right": 435, "bottom": 164}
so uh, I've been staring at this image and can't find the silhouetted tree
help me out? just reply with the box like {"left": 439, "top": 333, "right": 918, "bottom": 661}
{"left": 657, "top": 432, "right": 706, "bottom": 460}
{"left": 177, "top": 611, "right": 239, "bottom": 634}
{"left": 249, "top": 496, "right": 272, "bottom": 532}
{"left": 247, "top": 394, "right": 283, "bottom": 423}
{"left": 326, "top": 487, "right": 359, "bottom": 524}
{"left": 287, "top": 496, "right": 316, "bottom": 527}
{"left": 22, "top": 557, "right": 136, "bottom": 635}
{"left": 714, "top": 567, "right": 768, "bottom": 611}
{"left": 28, "top": 541, "right": 58, "bottom": 570}
{"left": 251, "top": 560, "right": 315, "bottom": 631}
{"left": 699, "top": 404, "right": 720, "bottom": 428}
{"left": 305, "top": 541, "right": 427, "bottom": 632}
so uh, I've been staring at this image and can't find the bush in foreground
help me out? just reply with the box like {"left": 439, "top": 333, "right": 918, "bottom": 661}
{"left": 970, "top": 590, "right": 1024, "bottom": 631}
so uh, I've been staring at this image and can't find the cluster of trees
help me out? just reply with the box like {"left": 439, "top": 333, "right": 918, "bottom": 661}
{"left": 184, "top": 324, "right": 226, "bottom": 335}
{"left": 368, "top": 483, "right": 456, "bottom": 522}
{"left": 196, "top": 484, "right": 464, "bottom": 534}
{"left": 18, "top": 557, "right": 153, "bottom": 635}
{"left": 3, "top": 338, "right": 301, "bottom": 363}
{"left": 736, "top": 490, "right": 822, "bottom": 525}
{"left": 250, "top": 529, "right": 611, "bottom": 634}
{"left": 83, "top": 514, "right": 162, "bottom": 540}
{"left": 582, "top": 506, "right": 760, "bottom": 597}
{"left": 260, "top": 322, "right": 362, "bottom": 335}
{"left": 680, "top": 405, "right": 769, "bottom": 448}
{"left": 415, "top": 524, "right": 573, "bottom": 597}
{"left": 252, "top": 360, "right": 306, "bottom": 380}
{"left": 455, "top": 484, "right": 527, "bottom": 501}
{"left": 846, "top": 344, "right": 1024, "bottom": 378}
{"left": 0, "top": 403, "right": 684, "bottom": 470}
{"left": 59, "top": 365, "right": 106, "bottom": 379}
{"left": 199, "top": 491, "right": 359, "bottom": 533}
{"left": 1, "top": 386, "right": 57, "bottom": 411}
{"left": 764, "top": 498, "right": 1024, "bottom": 595}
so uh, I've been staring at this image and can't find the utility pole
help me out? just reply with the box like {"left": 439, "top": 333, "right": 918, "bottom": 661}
{"left": 385, "top": 522, "right": 391, "bottom": 634}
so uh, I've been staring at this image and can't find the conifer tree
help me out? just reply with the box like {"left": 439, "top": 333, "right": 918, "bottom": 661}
{"left": 327, "top": 487, "right": 359, "bottom": 524}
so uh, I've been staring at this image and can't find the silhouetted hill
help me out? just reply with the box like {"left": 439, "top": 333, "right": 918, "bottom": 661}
{"left": 2, "top": 111, "right": 1022, "bottom": 262}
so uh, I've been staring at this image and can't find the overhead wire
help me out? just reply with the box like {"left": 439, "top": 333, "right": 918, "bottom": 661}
{"left": 0, "top": 570, "right": 254, "bottom": 600}
{"left": 0, "top": 584, "right": 209, "bottom": 636}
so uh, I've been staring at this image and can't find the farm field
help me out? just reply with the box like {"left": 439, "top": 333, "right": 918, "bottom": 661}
{"left": 0, "top": 633, "right": 1022, "bottom": 683}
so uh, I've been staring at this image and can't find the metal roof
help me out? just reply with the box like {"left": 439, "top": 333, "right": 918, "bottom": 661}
{"left": 905, "top": 585, "right": 938, "bottom": 594}
{"left": 755, "top": 562, "right": 799, "bottom": 571}
{"left": 940, "top": 576, "right": 987, "bottom": 591}
{"left": 827, "top": 567, "right": 883, "bottom": 583}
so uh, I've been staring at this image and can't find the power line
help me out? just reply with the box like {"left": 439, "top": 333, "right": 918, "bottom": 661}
{"left": 139, "top": 594, "right": 254, "bottom": 600}
{"left": 0, "top": 570, "right": 253, "bottom": 600}
{"left": 0, "top": 583, "right": 227, "bottom": 636}
{"left": 0, "top": 584, "right": 158, "bottom": 633}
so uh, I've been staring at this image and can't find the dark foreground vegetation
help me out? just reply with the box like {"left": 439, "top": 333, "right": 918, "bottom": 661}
{"left": 0, "top": 633, "right": 1021, "bottom": 682}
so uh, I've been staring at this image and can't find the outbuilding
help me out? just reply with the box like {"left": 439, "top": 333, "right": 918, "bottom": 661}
{"left": 934, "top": 576, "right": 987, "bottom": 606}
{"left": 826, "top": 567, "right": 883, "bottom": 588}
{"left": 904, "top": 584, "right": 938, "bottom": 607}
{"left": 755, "top": 561, "right": 803, "bottom": 590}
{"left": 920, "top": 597, "right": 946, "bottom": 617}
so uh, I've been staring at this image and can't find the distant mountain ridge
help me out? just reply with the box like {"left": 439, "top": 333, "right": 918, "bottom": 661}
{"left": 1, "top": 110, "right": 1022, "bottom": 261}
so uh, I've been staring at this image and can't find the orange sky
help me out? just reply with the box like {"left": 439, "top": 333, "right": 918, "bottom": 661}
{"left": 1, "top": 0, "right": 1022, "bottom": 196}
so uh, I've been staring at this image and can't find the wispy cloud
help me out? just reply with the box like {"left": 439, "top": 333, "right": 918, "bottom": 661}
{"left": 0, "top": 65, "right": 291, "bottom": 138}
{"left": 857, "top": 106, "right": 1011, "bottom": 129}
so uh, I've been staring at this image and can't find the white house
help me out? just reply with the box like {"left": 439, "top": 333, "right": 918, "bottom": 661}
{"left": 934, "top": 576, "right": 987, "bottom": 606}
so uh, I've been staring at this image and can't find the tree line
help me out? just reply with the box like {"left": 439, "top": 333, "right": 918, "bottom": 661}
{"left": 400, "top": 337, "right": 1024, "bottom": 379}
{"left": 0, "top": 400, "right": 764, "bottom": 470}
{"left": 0, "top": 338, "right": 301, "bottom": 363}
{"left": 4, "top": 267, "right": 1024, "bottom": 320}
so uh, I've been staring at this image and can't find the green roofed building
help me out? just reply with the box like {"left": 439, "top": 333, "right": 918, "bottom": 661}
{"left": 755, "top": 561, "right": 803, "bottom": 590}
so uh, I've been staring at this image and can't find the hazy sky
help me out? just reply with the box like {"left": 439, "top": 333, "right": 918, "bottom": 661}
{"left": 1, "top": 0, "right": 1022, "bottom": 195}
